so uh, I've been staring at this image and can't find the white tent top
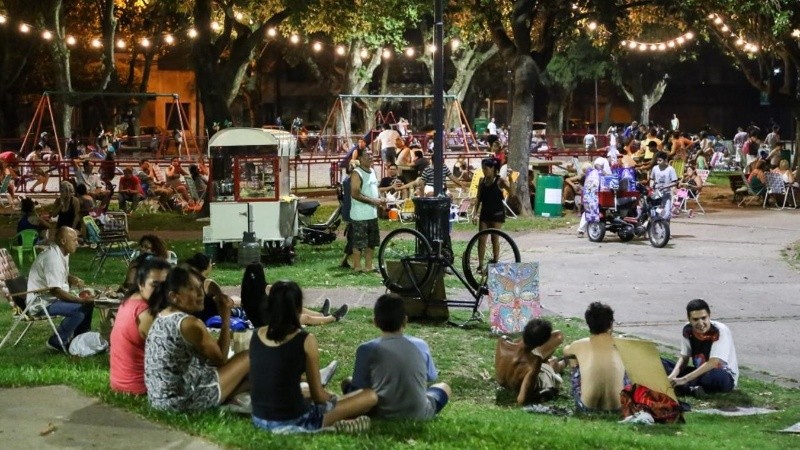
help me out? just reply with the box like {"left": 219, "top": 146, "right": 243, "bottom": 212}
{"left": 207, "top": 127, "right": 296, "bottom": 156}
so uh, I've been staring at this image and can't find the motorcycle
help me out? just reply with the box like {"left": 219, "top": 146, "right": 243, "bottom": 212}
{"left": 587, "top": 180, "right": 671, "bottom": 248}
{"left": 296, "top": 184, "right": 343, "bottom": 245}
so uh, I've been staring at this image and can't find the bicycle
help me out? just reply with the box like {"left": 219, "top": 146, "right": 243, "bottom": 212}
{"left": 377, "top": 227, "right": 521, "bottom": 324}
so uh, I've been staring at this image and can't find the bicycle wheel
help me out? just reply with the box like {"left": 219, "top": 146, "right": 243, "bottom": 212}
{"left": 462, "top": 228, "right": 521, "bottom": 291}
{"left": 378, "top": 228, "right": 434, "bottom": 295}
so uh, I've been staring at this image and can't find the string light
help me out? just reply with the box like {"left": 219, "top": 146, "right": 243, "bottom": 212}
{"left": 0, "top": 9, "right": 468, "bottom": 61}
{"left": 707, "top": 13, "right": 758, "bottom": 53}
{"left": 791, "top": 29, "right": 800, "bottom": 38}
{"left": 620, "top": 31, "right": 694, "bottom": 52}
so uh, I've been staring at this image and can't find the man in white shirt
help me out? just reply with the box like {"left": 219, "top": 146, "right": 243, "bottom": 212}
{"left": 487, "top": 118, "right": 498, "bottom": 136}
{"left": 377, "top": 124, "right": 401, "bottom": 167}
{"left": 649, "top": 151, "right": 677, "bottom": 219}
{"left": 670, "top": 114, "right": 680, "bottom": 131}
{"left": 583, "top": 129, "right": 597, "bottom": 152}
{"left": 664, "top": 299, "right": 738, "bottom": 396}
{"left": 27, "top": 227, "right": 96, "bottom": 351}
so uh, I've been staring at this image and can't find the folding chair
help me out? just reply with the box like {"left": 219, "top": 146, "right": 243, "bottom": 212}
{"left": 10, "top": 229, "right": 39, "bottom": 265}
{"left": 82, "top": 214, "right": 135, "bottom": 278}
{"left": 737, "top": 175, "right": 766, "bottom": 207}
{"left": 0, "top": 249, "right": 66, "bottom": 352}
{"left": 764, "top": 172, "right": 790, "bottom": 209}
{"left": 457, "top": 197, "right": 475, "bottom": 222}
{"left": 502, "top": 171, "right": 519, "bottom": 219}
{"left": 399, "top": 198, "right": 416, "bottom": 223}
{"left": 0, "top": 174, "right": 14, "bottom": 207}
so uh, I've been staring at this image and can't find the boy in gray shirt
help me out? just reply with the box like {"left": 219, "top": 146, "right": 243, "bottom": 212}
{"left": 342, "top": 293, "right": 450, "bottom": 419}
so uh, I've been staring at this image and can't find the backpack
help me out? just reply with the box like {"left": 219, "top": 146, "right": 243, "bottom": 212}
{"left": 620, "top": 384, "right": 684, "bottom": 424}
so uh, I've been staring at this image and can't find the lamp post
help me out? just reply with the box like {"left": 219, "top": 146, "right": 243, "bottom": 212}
{"left": 433, "top": 0, "right": 444, "bottom": 196}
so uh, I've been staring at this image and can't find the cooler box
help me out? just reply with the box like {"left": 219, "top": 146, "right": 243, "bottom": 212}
{"left": 534, "top": 175, "right": 563, "bottom": 217}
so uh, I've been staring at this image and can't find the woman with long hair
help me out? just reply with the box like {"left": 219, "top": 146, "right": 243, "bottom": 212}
{"left": 51, "top": 181, "right": 81, "bottom": 229}
{"left": 110, "top": 258, "right": 171, "bottom": 395}
{"left": 249, "top": 280, "right": 376, "bottom": 433}
{"left": 472, "top": 158, "right": 511, "bottom": 271}
{"left": 144, "top": 265, "right": 249, "bottom": 412}
{"left": 241, "top": 262, "right": 347, "bottom": 327}
{"left": 121, "top": 235, "right": 169, "bottom": 292}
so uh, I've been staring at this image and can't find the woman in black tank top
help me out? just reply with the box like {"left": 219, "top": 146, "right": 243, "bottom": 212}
{"left": 473, "top": 158, "right": 511, "bottom": 271}
{"left": 249, "top": 281, "right": 377, "bottom": 432}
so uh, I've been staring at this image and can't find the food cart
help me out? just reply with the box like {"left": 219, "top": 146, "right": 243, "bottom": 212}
{"left": 202, "top": 127, "right": 298, "bottom": 263}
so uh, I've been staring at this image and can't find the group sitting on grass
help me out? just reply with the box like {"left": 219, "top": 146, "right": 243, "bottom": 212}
{"left": 495, "top": 300, "right": 738, "bottom": 413}
{"left": 103, "top": 251, "right": 444, "bottom": 433}
{"left": 26, "top": 229, "right": 738, "bottom": 433}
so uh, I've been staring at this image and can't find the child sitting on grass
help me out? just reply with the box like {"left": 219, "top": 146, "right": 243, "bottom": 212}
{"left": 249, "top": 280, "right": 376, "bottom": 433}
{"left": 342, "top": 293, "right": 451, "bottom": 419}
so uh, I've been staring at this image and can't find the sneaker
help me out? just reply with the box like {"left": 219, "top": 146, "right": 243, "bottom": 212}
{"left": 332, "top": 304, "right": 349, "bottom": 322}
{"left": 687, "top": 209, "right": 695, "bottom": 218}
{"left": 319, "top": 360, "right": 339, "bottom": 387}
{"left": 619, "top": 411, "right": 654, "bottom": 425}
{"left": 46, "top": 338, "right": 66, "bottom": 353}
{"left": 577, "top": 231, "right": 585, "bottom": 238}
{"left": 321, "top": 298, "right": 331, "bottom": 316}
{"left": 334, "top": 415, "right": 371, "bottom": 433}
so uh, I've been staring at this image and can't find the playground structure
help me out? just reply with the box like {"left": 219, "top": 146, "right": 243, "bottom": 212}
{"left": 18, "top": 91, "right": 200, "bottom": 160}
{"left": 317, "top": 94, "right": 485, "bottom": 154}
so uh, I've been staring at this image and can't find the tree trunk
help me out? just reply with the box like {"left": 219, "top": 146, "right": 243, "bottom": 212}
{"left": 336, "top": 41, "right": 382, "bottom": 139}
{"left": 507, "top": 55, "right": 537, "bottom": 216}
{"left": 546, "top": 87, "right": 567, "bottom": 150}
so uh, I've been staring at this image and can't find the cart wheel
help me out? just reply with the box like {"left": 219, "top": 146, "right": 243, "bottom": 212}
{"left": 462, "top": 228, "right": 521, "bottom": 291}
{"left": 378, "top": 228, "right": 433, "bottom": 295}
{"left": 587, "top": 222, "right": 605, "bottom": 242}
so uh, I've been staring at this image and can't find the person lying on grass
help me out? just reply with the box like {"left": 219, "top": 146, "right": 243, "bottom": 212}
{"left": 495, "top": 318, "right": 566, "bottom": 405}
{"left": 240, "top": 262, "right": 348, "bottom": 327}
{"left": 144, "top": 265, "right": 249, "bottom": 412}
{"left": 110, "top": 257, "right": 171, "bottom": 395}
{"left": 563, "top": 302, "right": 628, "bottom": 412}
{"left": 341, "top": 293, "right": 451, "bottom": 420}
{"left": 249, "top": 280, "right": 376, "bottom": 433}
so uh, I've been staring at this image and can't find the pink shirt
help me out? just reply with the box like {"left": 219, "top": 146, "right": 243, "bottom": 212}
{"left": 109, "top": 296, "right": 148, "bottom": 394}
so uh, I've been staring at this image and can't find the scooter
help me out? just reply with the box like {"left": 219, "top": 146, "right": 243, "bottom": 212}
{"left": 296, "top": 184, "right": 343, "bottom": 245}
{"left": 587, "top": 182, "right": 671, "bottom": 248}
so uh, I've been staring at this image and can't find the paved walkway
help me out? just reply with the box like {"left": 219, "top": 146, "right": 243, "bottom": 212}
{"left": 0, "top": 385, "right": 220, "bottom": 449}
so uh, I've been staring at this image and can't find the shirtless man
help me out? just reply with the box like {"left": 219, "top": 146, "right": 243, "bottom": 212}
{"left": 563, "top": 302, "right": 626, "bottom": 411}
{"left": 495, "top": 319, "right": 565, "bottom": 405}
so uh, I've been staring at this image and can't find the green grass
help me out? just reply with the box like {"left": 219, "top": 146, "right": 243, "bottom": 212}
{"left": 1, "top": 310, "right": 798, "bottom": 449}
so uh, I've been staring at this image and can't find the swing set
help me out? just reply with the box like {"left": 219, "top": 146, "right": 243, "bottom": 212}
{"left": 20, "top": 91, "right": 199, "bottom": 159}
{"left": 319, "top": 94, "right": 483, "bottom": 154}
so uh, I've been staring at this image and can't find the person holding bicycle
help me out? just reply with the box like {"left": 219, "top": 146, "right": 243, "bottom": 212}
{"left": 472, "top": 158, "right": 511, "bottom": 273}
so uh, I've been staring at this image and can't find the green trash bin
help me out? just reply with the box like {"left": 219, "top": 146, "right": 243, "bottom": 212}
{"left": 473, "top": 118, "right": 489, "bottom": 135}
{"left": 534, "top": 174, "right": 563, "bottom": 217}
